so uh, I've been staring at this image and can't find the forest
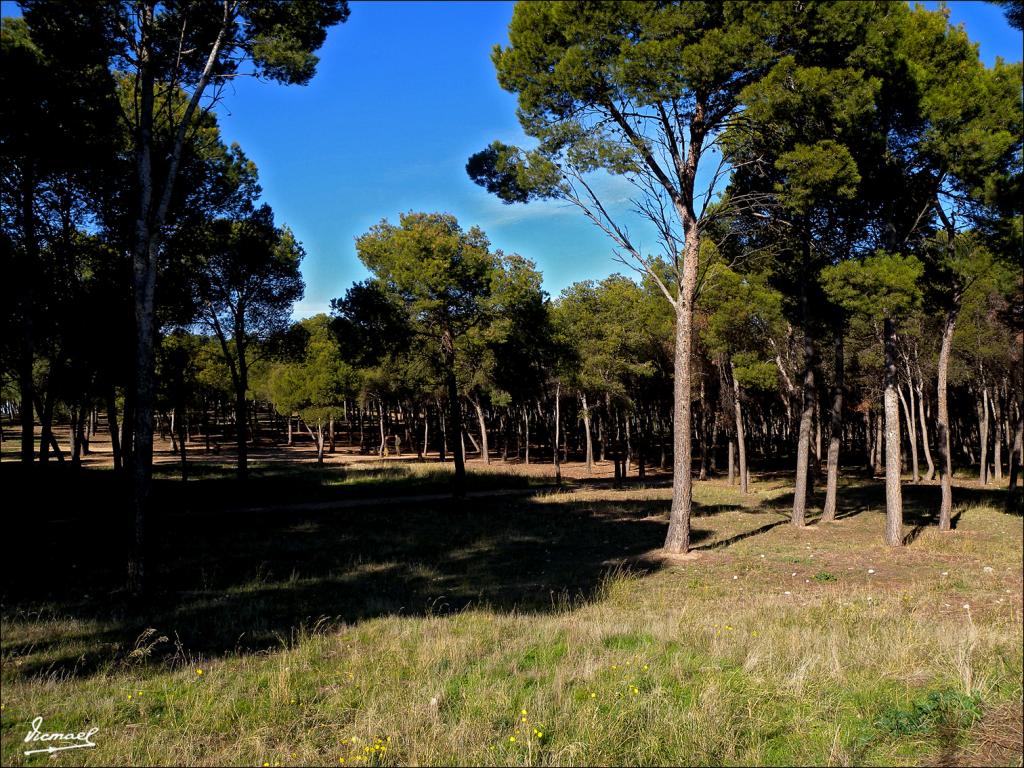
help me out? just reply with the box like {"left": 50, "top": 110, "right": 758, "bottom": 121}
{"left": 1, "top": 2, "right": 1022, "bottom": 766}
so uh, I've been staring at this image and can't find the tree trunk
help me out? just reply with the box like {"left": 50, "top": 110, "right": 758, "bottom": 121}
{"left": 39, "top": 389, "right": 55, "bottom": 464}
{"left": 70, "top": 404, "right": 82, "bottom": 466}
{"left": 873, "top": 408, "right": 884, "bottom": 477}
{"left": 822, "top": 332, "right": 844, "bottom": 522}
{"left": 553, "top": 381, "right": 562, "bottom": 485}
{"left": 937, "top": 307, "right": 958, "bottom": 530}
{"left": 423, "top": 412, "right": 429, "bottom": 458}
{"left": 17, "top": 169, "right": 37, "bottom": 465}
{"left": 978, "top": 385, "right": 989, "bottom": 485}
{"left": 107, "top": 389, "right": 122, "bottom": 471}
{"left": 991, "top": 387, "right": 1003, "bottom": 482}
{"left": 176, "top": 403, "right": 187, "bottom": 482}
{"left": 443, "top": 338, "right": 465, "bottom": 496}
{"left": 917, "top": 381, "right": 935, "bottom": 481}
{"left": 731, "top": 362, "right": 748, "bottom": 494}
{"left": 663, "top": 229, "right": 697, "bottom": 553}
{"left": 523, "top": 406, "right": 530, "bottom": 465}
{"left": 234, "top": 351, "right": 248, "bottom": 482}
{"left": 728, "top": 438, "right": 735, "bottom": 485}
{"left": 581, "top": 393, "right": 593, "bottom": 473}
{"left": 883, "top": 318, "right": 903, "bottom": 547}
{"left": 378, "top": 400, "right": 386, "bottom": 457}
{"left": 624, "top": 412, "right": 632, "bottom": 477}
{"left": 898, "top": 384, "right": 919, "bottom": 483}
{"left": 306, "top": 420, "right": 325, "bottom": 465}
{"left": 1008, "top": 409, "right": 1022, "bottom": 491}
{"left": 473, "top": 398, "right": 490, "bottom": 465}
{"left": 792, "top": 331, "right": 816, "bottom": 527}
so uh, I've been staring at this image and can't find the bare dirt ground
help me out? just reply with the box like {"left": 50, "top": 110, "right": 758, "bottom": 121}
{"left": 0, "top": 421, "right": 667, "bottom": 482}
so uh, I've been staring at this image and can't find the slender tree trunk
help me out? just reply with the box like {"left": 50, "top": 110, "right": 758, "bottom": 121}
{"left": 823, "top": 332, "right": 844, "bottom": 522}
{"left": 553, "top": 381, "right": 562, "bottom": 485}
{"left": 991, "top": 387, "right": 1003, "bottom": 482}
{"left": 581, "top": 393, "right": 593, "bottom": 473}
{"left": 234, "top": 348, "right": 248, "bottom": 482}
{"left": 423, "top": 412, "right": 430, "bottom": 458}
{"left": 664, "top": 228, "right": 697, "bottom": 553}
{"left": 524, "top": 405, "right": 530, "bottom": 465}
{"left": 863, "top": 410, "right": 873, "bottom": 471}
{"left": 698, "top": 381, "right": 709, "bottom": 481}
{"left": 917, "top": 382, "right": 935, "bottom": 481}
{"left": 731, "top": 362, "right": 748, "bottom": 494}
{"left": 728, "top": 438, "right": 735, "bottom": 485}
{"left": 1008, "top": 410, "right": 1022, "bottom": 491}
{"left": 176, "top": 403, "right": 187, "bottom": 482}
{"left": 79, "top": 402, "right": 90, "bottom": 455}
{"left": 978, "top": 384, "right": 990, "bottom": 485}
{"left": 18, "top": 169, "right": 37, "bottom": 465}
{"left": 937, "top": 307, "right": 958, "bottom": 530}
{"left": 883, "top": 318, "right": 903, "bottom": 547}
{"left": 873, "top": 407, "right": 885, "bottom": 477}
{"left": 70, "top": 404, "right": 82, "bottom": 466}
{"left": 378, "top": 400, "right": 387, "bottom": 457}
{"left": 624, "top": 412, "right": 632, "bottom": 477}
{"left": 814, "top": 399, "right": 822, "bottom": 472}
{"left": 793, "top": 329, "right": 816, "bottom": 526}
{"left": 898, "top": 384, "right": 919, "bottom": 483}
{"left": 39, "top": 389, "right": 54, "bottom": 464}
{"left": 435, "top": 400, "right": 445, "bottom": 461}
{"left": 306, "top": 421, "right": 325, "bottom": 465}
{"left": 443, "top": 338, "right": 465, "bottom": 496}
{"left": 473, "top": 398, "right": 490, "bottom": 465}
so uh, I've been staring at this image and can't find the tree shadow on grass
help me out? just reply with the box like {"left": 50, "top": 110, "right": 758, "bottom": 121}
{"left": 1, "top": 464, "right": 689, "bottom": 680}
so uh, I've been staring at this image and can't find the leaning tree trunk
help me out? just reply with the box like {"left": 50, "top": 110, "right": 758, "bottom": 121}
{"left": 581, "top": 393, "right": 593, "bottom": 473}
{"left": 822, "top": 332, "right": 844, "bottom": 522}
{"left": 898, "top": 384, "right": 919, "bottom": 483}
{"left": 917, "top": 380, "right": 935, "bottom": 481}
{"left": 663, "top": 225, "right": 698, "bottom": 554}
{"left": 883, "top": 318, "right": 903, "bottom": 547}
{"left": 937, "top": 307, "right": 958, "bottom": 530}
{"left": 473, "top": 398, "right": 490, "bottom": 465}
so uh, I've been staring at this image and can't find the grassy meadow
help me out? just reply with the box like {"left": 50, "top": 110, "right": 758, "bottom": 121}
{"left": 1, "top": 459, "right": 1021, "bottom": 766}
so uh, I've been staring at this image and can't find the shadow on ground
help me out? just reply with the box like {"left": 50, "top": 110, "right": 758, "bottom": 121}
{"left": 0, "top": 463, "right": 1013, "bottom": 681}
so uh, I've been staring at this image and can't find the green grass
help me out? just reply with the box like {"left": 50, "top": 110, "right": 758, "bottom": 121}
{"left": 1, "top": 466, "right": 1021, "bottom": 766}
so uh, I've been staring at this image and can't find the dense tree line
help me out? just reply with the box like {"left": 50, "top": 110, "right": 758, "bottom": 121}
{"left": 1, "top": 1, "right": 1020, "bottom": 593}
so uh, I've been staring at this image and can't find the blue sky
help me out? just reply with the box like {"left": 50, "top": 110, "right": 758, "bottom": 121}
{"left": 6, "top": 1, "right": 1021, "bottom": 317}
